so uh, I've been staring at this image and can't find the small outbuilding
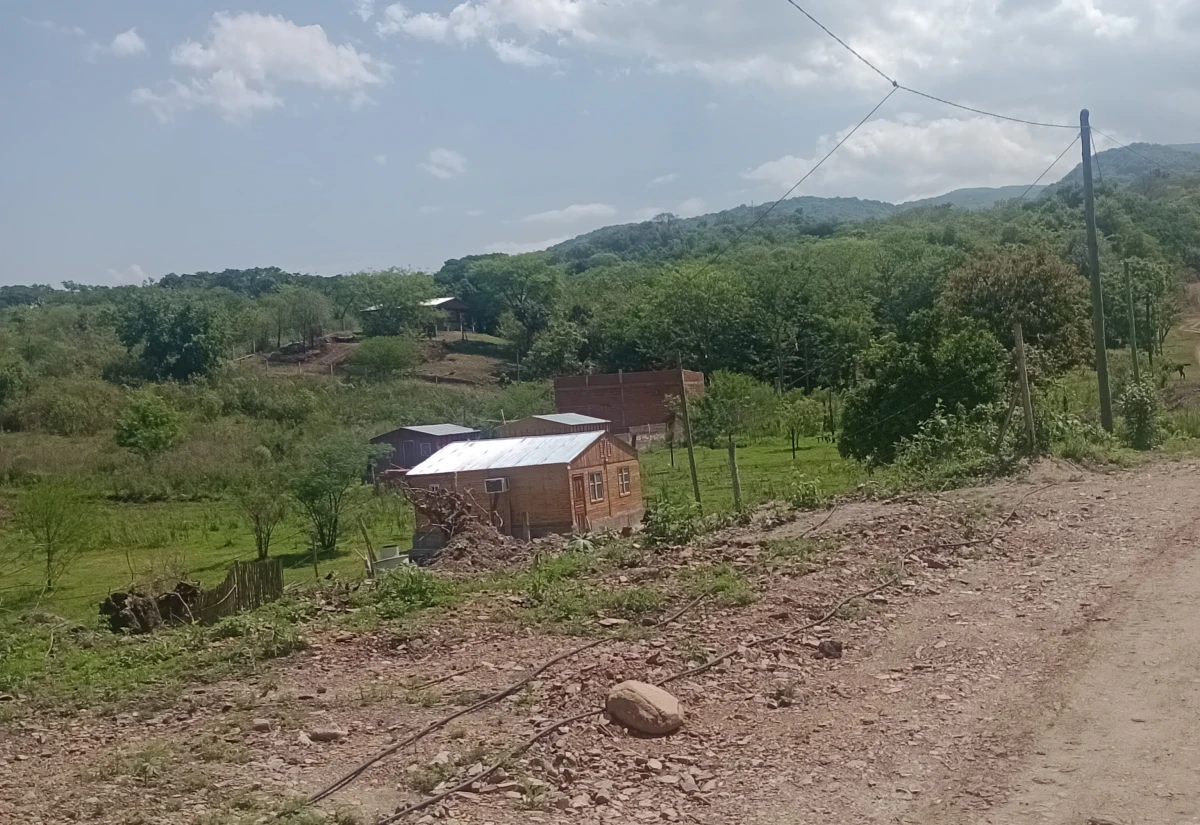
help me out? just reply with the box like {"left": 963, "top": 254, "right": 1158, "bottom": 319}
{"left": 371, "top": 424, "right": 479, "bottom": 472}
{"left": 495, "top": 413, "right": 610, "bottom": 438}
{"left": 405, "top": 431, "right": 643, "bottom": 549}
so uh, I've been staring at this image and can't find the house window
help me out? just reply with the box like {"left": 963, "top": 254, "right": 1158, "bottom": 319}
{"left": 419, "top": 442, "right": 433, "bottom": 457}
{"left": 618, "top": 467, "right": 631, "bottom": 496}
{"left": 588, "top": 471, "right": 605, "bottom": 502}
{"left": 428, "top": 484, "right": 441, "bottom": 493}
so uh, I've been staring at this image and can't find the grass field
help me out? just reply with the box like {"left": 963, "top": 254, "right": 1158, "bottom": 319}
{"left": 639, "top": 435, "right": 866, "bottom": 514}
{"left": 0, "top": 493, "right": 412, "bottom": 621}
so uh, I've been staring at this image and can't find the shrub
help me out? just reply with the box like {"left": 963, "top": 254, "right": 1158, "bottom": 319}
{"left": 891, "top": 402, "right": 1013, "bottom": 487}
{"left": 642, "top": 493, "right": 702, "bottom": 547}
{"left": 1119, "top": 380, "right": 1161, "bottom": 451}
{"left": 344, "top": 336, "right": 420, "bottom": 383}
{"left": 3, "top": 377, "right": 122, "bottom": 436}
{"left": 368, "top": 566, "right": 458, "bottom": 619}
{"left": 784, "top": 471, "right": 824, "bottom": 510}
{"left": 116, "top": 391, "right": 182, "bottom": 459}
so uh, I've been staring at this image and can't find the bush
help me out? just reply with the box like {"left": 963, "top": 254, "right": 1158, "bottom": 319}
{"left": 785, "top": 471, "right": 824, "bottom": 510}
{"left": 3, "top": 377, "right": 122, "bottom": 436}
{"left": 116, "top": 391, "right": 182, "bottom": 459}
{"left": 369, "top": 566, "right": 458, "bottom": 619}
{"left": 345, "top": 336, "right": 420, "bottom": 383}
{"left": 891, "top": 403, "right": 1014, "bottom": 487}
{"left": 642, "top": 493, "right": 702, "bottom": 547}
{"left": 1119, "top": 380, "right": 1161, "bottom": 451}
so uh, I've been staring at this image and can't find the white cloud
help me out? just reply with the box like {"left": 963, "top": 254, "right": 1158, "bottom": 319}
{"left": 25, "top": 18, "right": 87, "bottom": 38}
{"left": 373, "top": 153, "right": 388, "bottom": 165}
{"left": 467, "top": 208, "right": 485, "bottom": 217}
{"left": 676, "top": 198, "right": 707, "bottom": 218}
{"left": 743, "top": 112, "right": 1072, "bottom": 203}
{"left": 419, "top": 147, "right": 468, "bottom": 179}
{"left": 106, "top": 264, "right": 146, "bottom": 285}
{"left": 649, "top": 173, "right": 678, "bottom": 186}
{"left": 489, "top": 38, "right": 558, "bottom": 67}
{"left": 353, "top": 0, "right": 376, "bottom": 22}
{"left": 521, "top": 203, "right": 618, "bottom": 224}
{"left": 111, "top": 28, "right": 148, "bottom": 57}
{"left": 419, "top": 204, "right": 445, "bottom": 214}
{"left": 485, "top": 237, "right": 571, "bottom": 254}
{"left": 132, "top": 13, "right": 389, "bottom": 123}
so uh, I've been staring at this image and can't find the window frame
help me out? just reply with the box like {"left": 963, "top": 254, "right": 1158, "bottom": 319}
{"left": 419, "top": 442, "right": 434, "bottom": 458}
{"left": 618, "top": 466, "right": 632, "bottom": 497}
{"left": 588, "top": 471, "right": 605, "bottom": 502}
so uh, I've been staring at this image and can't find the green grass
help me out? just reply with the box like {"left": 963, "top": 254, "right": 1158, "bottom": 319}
{"left": 639, "top": 436, "right": 865, "bottom": 515}
{"left": 0, "top": 493, "right": 412, "bottom": 620}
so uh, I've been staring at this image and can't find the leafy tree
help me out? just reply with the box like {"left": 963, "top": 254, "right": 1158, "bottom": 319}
{"left": 467, "top": 254, "right": 562, "bottom": 353}
{"left": 358, "top": 270, "right": 438, "bottom": 338}
{"left": 289, "top": 435, "right": 391, "bottom": 570}
{"left": 778, "top": 392, "right": 824, "bottom": 459}
{"left": 345, "top": 335, "right": 420, "bottom": 382}
{"left": 238, "top": 474, "right": 290, "bottom": 561}
{"left": 691, "top": 371, "right": 778, "bottom": 509}
{"left": 116, "top": 291, "right": 229, "bottom": 381}
{"left": 285, "top": 286, "right": 334, "bottom": 349}
{"left": 115, "top": 390, "right": 182, "bottom": 459}
{"left": 16, "top": 481, "right": 94, "bottom": 590}
{"left": 641, "top": 267, "right": 752, "bottom": 372}
{"left": 943, "top": 246, "right": 1090, "bottom": 374}
{"left": 840, "top": 317, "right": 1006, "bottom": 465}
{"left": 522, "top": 320, "right": 586, "bottom": 379}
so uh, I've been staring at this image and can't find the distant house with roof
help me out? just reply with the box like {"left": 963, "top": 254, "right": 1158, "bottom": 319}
{"left": 405, "top": 431, "right": 643, "bottom": 549}
{"left": 370, "top": 424, "right": 479, "bottom": 471}
{"left": 421, "top": 296, "right": 473, "bottom": 339}
{"left": 495, "top": 413, "right": 610, "bottom": 438}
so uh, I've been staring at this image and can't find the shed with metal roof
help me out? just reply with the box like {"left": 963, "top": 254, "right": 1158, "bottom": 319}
{"left": 405, "top": 431, "right": 643, "bottom": 549}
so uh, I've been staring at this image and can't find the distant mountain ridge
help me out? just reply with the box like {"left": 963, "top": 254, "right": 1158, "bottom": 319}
{"left": 548, "top": 142, "right": 1200, "bottom": 267}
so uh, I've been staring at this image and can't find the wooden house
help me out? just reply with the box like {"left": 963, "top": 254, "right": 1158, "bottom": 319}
{"left": 495, "top": 413, "right": 610, "bottom": 438}
{"left": 405, "top": 431, "right": 643, "bottom": 549}
{"left": 370, "top": 424, "right": 479, "bottom": 471}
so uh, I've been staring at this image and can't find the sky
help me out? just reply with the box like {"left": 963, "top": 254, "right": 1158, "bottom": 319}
{"left": 2, "top": 0, "right": 1199, "bottom": 287}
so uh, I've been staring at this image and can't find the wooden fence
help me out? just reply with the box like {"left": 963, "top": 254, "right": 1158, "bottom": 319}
{"left": 192, "top": 558, "right": 285, "bottom": 625}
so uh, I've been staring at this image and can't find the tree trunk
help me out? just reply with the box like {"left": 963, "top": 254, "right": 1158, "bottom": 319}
{"left": 791, "top": 429, "right": 797, "bottom": 460}
{"left": 727, "top": 433, "right": 742, "bottom": 511}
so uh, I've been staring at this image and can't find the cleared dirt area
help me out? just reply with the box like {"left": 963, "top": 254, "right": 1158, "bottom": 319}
{"left": 4, "top": 459, "right": 1200, "bottom": 824}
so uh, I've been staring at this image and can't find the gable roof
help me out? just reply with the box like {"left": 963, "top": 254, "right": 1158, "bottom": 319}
{"left": 373, "top": 424, "right": 478, "bottom": 440}
{"left": 407, "top": 431, "right": 605, "bottom": 476}
{"left": 533, "top": 413, "right": 609, "bottom": 426}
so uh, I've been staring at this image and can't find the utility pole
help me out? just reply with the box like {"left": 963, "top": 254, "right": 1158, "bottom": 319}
{"left": 1081, "top": 109, "right": 1114, "bottom": 432}
{"left": 678, "top": 355, "right": 702, "bottom": 507}
{"left": 1013, "top": 322, "right": 1036, "bottom": 454}
{"left": 1125, "top": 260, "right": 1140, "bottom": 384}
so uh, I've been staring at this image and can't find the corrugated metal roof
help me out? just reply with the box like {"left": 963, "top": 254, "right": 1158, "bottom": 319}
{"left": 401, "top": 424, "right": 479, "bottom": 437}
{"left": 421, "top": 297, "right": 457, "bottom": 307}
{"left": 407, "top": 431, "right": 604, "bottom": 476}
{"left": 533, "top": 413, "right": 610, "bottom": 426}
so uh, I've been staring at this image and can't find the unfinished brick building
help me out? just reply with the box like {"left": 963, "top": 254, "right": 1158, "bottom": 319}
{"left": 553, "top": 369, "right": 705, "bottom": 436}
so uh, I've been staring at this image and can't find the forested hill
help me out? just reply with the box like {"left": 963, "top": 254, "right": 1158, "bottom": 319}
{"left": 549, "top": 143, "right": 1200, "bottom": 270}
{"left": 1055, "top": 143, "right": 1200, "bottom": 187}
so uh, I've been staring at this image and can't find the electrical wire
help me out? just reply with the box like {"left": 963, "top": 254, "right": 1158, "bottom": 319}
{"left": 776, "top": 0, "right": 1077, "bottom": 129}
{"left": 1091, "top": 134, "right": 1103, "bottom": 183}
{"left": 687, "top": 85, "right": 898, "bottom": 279}
{"left": 1018, "top": 132, "right": 1081, "bottom": 200}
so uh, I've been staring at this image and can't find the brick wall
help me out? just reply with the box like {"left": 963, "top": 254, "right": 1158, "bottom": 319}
{"left": 554, "top": 370, "right": 705, "bottom": 433}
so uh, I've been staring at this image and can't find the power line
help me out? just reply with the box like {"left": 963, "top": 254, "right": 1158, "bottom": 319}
{"left": 776, "top": 0, "right": 1077, "bottom": 130}
{"left": 1091, "top": 134, "right": 1102, "bottom": 183}
{"left": 1019, "top": 132, "right": 1081, "bottom": 200}
{"left": 782, "top": 0, "right": 895, "bottom": 85}
{"left": 896, "top": 86, "right": 1077, "bottom": 130}
{"left": 688, "top": 86, "right": 898, "bottom": 279}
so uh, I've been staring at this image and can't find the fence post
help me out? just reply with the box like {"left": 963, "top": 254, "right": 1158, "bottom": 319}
{"left": 1013, "top": 322, "right": 1036, "bottom": 454}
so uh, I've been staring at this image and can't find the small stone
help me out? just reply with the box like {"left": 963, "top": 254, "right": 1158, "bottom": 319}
{"left": 307, "top": 727, "right": 347, "bottom": 743}
{"left": 431, "top": 751, "right": 453, "bottom": 765}
{"left": 296, "top": 732, "right": 313, "bottom": 746}
{"left": 597, "top": 618, "right": 628, "bottom": 628}
{"left": 571, "top": 794, "right": 591, "bottom": 809}
{"left": 252, "top": 719, "right": 272, "bottom": 732}
{"left": 679, "top": 775, "right": 698, "bottom": 795}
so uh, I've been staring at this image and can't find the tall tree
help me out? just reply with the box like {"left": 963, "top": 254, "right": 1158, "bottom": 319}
{"left": 116, "top": 291, "right": 229, "bottom": 381}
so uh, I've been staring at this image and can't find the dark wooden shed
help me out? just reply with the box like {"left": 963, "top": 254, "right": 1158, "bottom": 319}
{"left": 371, "top": 424, "right": 479, "bottom": 472}
{"left": 495, "top": 413, "right": 610, "bottom": 438}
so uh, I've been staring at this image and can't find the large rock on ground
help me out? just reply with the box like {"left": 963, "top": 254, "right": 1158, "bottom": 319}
{"left": 606, "top": 681, "right": 683, "bottom": 735}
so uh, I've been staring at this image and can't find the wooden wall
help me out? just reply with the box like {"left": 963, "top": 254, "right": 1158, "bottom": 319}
{"left": 568, "top": 434, "right": 644, "bottom": 532}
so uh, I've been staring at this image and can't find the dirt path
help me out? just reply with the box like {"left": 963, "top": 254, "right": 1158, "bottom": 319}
{"left": 962, "top": 518, "right": 1200, "bottom": 825}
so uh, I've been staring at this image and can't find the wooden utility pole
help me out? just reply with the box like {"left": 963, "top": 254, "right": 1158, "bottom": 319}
{"left": 1013, "top": 322, "right": 1036, "bottom": 454}
{"left": 1081, "top": 109, "right": 1114, "bottom": 431}
{"left": 1125, "top": 260, "right": 1140, "bottom": 384}
{"left": 678, "top": 355, "right": 702, "bottom": 506}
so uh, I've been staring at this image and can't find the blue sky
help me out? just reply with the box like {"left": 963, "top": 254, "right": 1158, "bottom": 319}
{"left": 2, "top": 0, "right": 1198, "bottom": 286}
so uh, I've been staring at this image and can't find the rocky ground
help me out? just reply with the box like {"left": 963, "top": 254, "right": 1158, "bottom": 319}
{"left": 4, "top": 458, "right": 1200, "bottom": 825}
